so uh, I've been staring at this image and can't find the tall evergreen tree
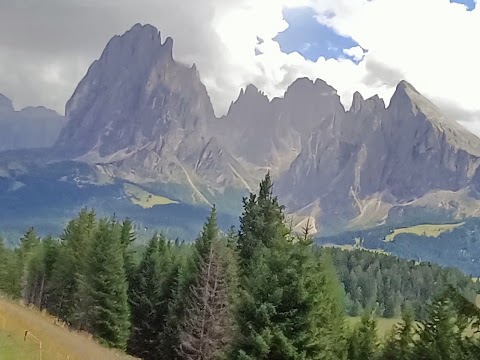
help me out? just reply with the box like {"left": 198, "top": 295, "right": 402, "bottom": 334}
{"left": 22, "top": 243, "right": 46, "bottom": 306}
{"left": 160, "top": 251, "right": 197, "bottom": 360}
{"left": 196, "top": 206, "right": 218, "bottom": 261}
{"left": 120, "top": 218, "right": 136, "bottom": 285}
{"left": 46, "top": 209, "right": 96, "bottom": 323}
{"left": 17, "top": 228, "right": 40, "bottom": 261}
{"left": 312, "top": 250, "right": 347, "bottom": 359}
{"left": 380, "top": 310, "right": 415, "bottom": 360}
{"left": 412, "top": 297, "right": 471, "bottom": 360}
{"left": 18, "top": 228, "right": 40, "bottom": 302}
{"left": 347, "top": 311, "right": 379, "bottom": 360}
{"left": 0, "top": 237, "right": 21, "bottom": 297}
{"left": 233, "top": 176, "right": 348, "bottom": 360}
{"left": 85, "top": 219, "right": 130, "bottom": 349}
{"left": 128, "top": 234, "right": 175, "bottom": 360}
{"left": 0, "top": 236, "right": 7, "bottom": 292}
{"left": 237, "top": 173, "right": 288, "bottom": 271}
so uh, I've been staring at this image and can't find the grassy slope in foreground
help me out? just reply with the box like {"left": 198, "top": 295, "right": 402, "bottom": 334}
{"left": 0, "top": 331, "right": 39, "bottom": 359}
{"left": 0, "top": 297, "right": 137, "bottom": 360}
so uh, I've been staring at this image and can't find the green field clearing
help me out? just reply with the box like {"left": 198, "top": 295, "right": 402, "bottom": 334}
{"left": 348, "top": 315, "right": 479, "bottom": 338}
{"left": 384, "top": 223, "right": 464, "bottom": 242}
{"left": 124, "top": 183, "right": 177, "bottom": 208}
{"left": 323, "top": 243, "right": 389, "bottom": 255}
{"left": 347, "top": 317, "right": 401, "bottom": 337}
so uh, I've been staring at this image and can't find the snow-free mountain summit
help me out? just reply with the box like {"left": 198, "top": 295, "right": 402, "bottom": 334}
{"left": 1, "top": 23, "right": 480, "bottom": 238}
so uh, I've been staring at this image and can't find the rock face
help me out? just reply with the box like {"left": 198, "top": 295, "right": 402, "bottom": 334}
{"left": 213, "top": 79, "right": 344, "bottom": 176}
{"left": 0, "top": 94, "right": 64, "bottom": 151}
{"left": 53, "top": 23, "right": 480, "bottom": 234}
{"left": 276, "top": 81, "right": 480, "bottom": 232}
{"left": 56, "top": 24, "right": 256, "bottom": 204}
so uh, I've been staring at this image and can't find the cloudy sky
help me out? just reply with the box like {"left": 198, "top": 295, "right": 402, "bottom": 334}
{"left": 0, "top": 0, "right": 479, "bottom": 135}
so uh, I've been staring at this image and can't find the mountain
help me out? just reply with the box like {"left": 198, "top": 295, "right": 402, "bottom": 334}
{"left": 0, "top": 93, "right": 65, "bottom": 151}
{"left": 55, "top": 24, "right": 257, "bottom": 206}
{"left": 216, "top": 76, "right": 480, "bottom": 234}
{"left": 213, "top": 79, "right": 345, "bottom": 177}
{"left": 275, "top": 81, "right": 480, "bottom": 233}
{"left": 1, "top": 23, "right": 480, "bottom": 246}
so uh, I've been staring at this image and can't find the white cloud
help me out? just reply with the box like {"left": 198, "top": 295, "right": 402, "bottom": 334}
{"left": 306, "top": 0, "right": 480, "bottom": 130}
{"left": 343, "top": 46, "right": 365, "bottom": 61}
{"left": 0, "top": 0, "right": 479, "bottom": 137}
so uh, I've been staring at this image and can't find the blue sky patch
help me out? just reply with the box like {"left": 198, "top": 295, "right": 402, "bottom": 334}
{"left": 274, "top": 7, "right": 361, "bottom": 62}
{"left": 450, "top": 0, "right": 476, "bottom": 10}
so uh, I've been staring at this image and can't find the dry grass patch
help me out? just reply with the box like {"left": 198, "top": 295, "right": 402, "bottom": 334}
{"left": 0, "top": 297, "right": 137, "bottom": 360}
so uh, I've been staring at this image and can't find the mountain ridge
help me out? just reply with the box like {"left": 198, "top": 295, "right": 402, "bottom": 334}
{"left": 0, "top": 93, "right": 65, "bottom": 151}
{"left": 1, "top": 23, "right": 480, "bottom": 238}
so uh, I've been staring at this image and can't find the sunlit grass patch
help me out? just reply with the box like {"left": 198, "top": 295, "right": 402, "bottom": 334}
{"left": 0, "top": 298, "right": 137, "bottom": 360}
{"left": 384, "top": 223, "right": 464, "bottom": 242}
{"left": 124, "top": 183, "right": 178, "bottom": 208}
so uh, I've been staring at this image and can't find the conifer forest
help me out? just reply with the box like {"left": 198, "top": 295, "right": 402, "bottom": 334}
{"left": 1, "top": 175, "right": 479, "bottom": 360}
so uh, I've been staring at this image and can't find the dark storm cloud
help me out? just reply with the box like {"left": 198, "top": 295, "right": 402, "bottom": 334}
{"left": 0, "top": 0, "right": 228, "bottom": 113}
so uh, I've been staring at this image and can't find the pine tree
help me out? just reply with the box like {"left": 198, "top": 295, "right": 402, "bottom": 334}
{"left": 233, "top": 241, "right": 312, "bottom": 359}
{"left": 196, "top": 206, "right": 218, "bottom": 261}
{"left": 120, "top": 218, "right": 136, "bottom": 285}
{"left": 233, "top": 230, "right": 340, "bottom": 359}
{"left": 85, "top": 219, "right": 130, "bottom": 349}
{"left": 177, "top": 240, "right": 233, "bottom": 360}
{"left": 160, "top": 252, "right": 197, "bottom": 360}
{"left": 22, "top": 243, "right": 46, "bottom": 306}
{"left": 18, "top": 228, "right": 40, "bottom": 302}
{"left": 380, "top": 310, "right": 415, "bottom": 360}
{"left": 311, "top": 250, "right": 347, "bottom": 360}
{"left": 0, "top": 237, "right": 21, "bottom": 297}
{"left": 233, "top": 176, "right": 348, "bottom": 360}
{"left": 38, "top": 237, "right": 59, "bottom": 309}
{"left": 0, "top": 236, "right": 14, "bottom": 296}
{"left": 237, "top": 173, "right": 288, "bottom": 271}
{"left": 46, "top": 209, "right": 96, "bottom": 324}
{"left": 347, "top": 311, "right": 378, "bottom": 360}
{"left": 18, "top": 228, "right": 40, "bottom": 261}
{"left": 128, "top": 234, "right": 175, "bottom": 360}
{"left": 0, "top": 237, "right": 8, "bottom": 289}
{"left": 412, "top": 297, "right": 470, "bottom": 360}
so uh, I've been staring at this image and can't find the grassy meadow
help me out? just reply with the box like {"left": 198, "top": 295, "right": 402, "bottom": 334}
{"left": 124, "top": 183, "right": 178, "bottom": 208}
{"left": 348, "top": 305, "right": 480, "bottom": 338}
{"left": 384, "top": 223, "right": 464, "bottom": 242}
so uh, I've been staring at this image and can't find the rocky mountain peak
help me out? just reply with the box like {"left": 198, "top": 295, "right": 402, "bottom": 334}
{"left": 56, "top": 23, "right": 215, "bottom": 158}
{"left": 367, "top": 95, "right": 386, "bottom": 109}
{"left": 229, "top": 85, "right": 269, "bottom": 115}
{"left": 0, "top": 95, "right": 64, "bottom": 151}
{"left": 0, "top": 93, "right": 14, "bottom": 113}
{"left": 388, "top": 80, "right": 480, "bottom": 156}
{"left": 52, "top": 23, "right": 256, "bottom": 202}
{"left": 284, "top": 77, "right": 337, "bottom": 99}
{"left": 389, "top": 80, "right": 420, "bottom": 107}
{"left": 350, "top": 91, "right": 365, "bottom": 113}
{"left": 350, "top": 92, "right": 386, "bottom": 115}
